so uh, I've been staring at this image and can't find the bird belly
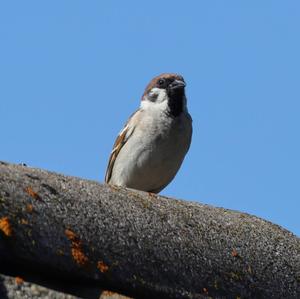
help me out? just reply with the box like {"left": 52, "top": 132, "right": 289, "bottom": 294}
{"left": 109, "top": 118, "right": 191, "bottom": 193}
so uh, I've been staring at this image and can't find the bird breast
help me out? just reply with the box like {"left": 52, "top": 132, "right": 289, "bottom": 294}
{"left": 109, "top": 109, "right": 192, "bottom": 192}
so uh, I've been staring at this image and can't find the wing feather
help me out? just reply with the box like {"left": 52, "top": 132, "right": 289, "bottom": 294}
{"left": 104, "top": 110, "right": 139, "bottom": 183}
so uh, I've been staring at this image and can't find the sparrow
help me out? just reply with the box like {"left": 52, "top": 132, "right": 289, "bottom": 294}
{"left": 105, "top": 73, "right": 192, "bottom": 193}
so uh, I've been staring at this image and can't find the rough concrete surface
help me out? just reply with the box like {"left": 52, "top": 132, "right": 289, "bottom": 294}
{"left": 0, "top": 161, "right": 299, "bottom": 298}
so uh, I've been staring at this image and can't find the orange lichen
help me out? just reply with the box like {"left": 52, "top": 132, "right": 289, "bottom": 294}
{"left": 26, "top": 204, "right": 33, "bottom": 213}
{"left": 15, "top": 276, "right": 24, "bottom": 285}
{"left": 25, "top": 186, "right": 42, "bottom": 200}
{"left": 65, "top": 228, "right": 77, "bottom": 241}
{"left": 71, "top": 247, "right": 89, "bottom": 266}
{"left": 65, "top": 228, "right": 89, "bottom": 267}
{"left": 232, "top": 249, "right": 239, "bottom": 257}
{"left": 0, "top": 217, "right": 12, "bottom": 237}
{"left": 97, "top": 260, "right": 109, "bottom": 273}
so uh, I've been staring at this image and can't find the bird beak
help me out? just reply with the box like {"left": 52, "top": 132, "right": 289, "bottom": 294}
{"left": 169, "top": 79, "right": 186, "bottom": 90}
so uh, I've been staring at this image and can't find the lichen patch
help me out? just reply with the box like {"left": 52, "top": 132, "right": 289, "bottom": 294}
{"left": 65, "top": 228, "right": 89, "bottom": 267}
{"left": 97, "top": 260, "right": 109, "bottom": 273}
{"left": 231, "top": 248, "right": 239, "bottom": 257}
{"left": 65, "top": 228, "right": 77, "bottom": 241}
{"left": 15, "top": 276, "right": 24, "bottom": 285}
{"left": 0, "top": 217, "right": 12, "bottom": 237}
{"left": 25, "top": 186, "right": 42, "bottom": 201}
{"left": 71, "top": 247, "right": 89, "bottom": 266}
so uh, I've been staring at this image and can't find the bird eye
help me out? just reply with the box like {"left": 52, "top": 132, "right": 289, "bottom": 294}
{"left": 158, "top": 78, "right": 165, "bottom": 87}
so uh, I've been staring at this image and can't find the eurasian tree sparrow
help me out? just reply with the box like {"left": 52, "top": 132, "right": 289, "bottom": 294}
{"left": 105, "top": 73, "right": 192, "bottom": 193}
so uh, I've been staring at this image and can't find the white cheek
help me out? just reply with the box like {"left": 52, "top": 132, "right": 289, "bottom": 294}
{"left": 141, "top": 88, "right": 169, "bottom": 111}
{"left": 150, "top": 88, "right": 167, "bottom": 103}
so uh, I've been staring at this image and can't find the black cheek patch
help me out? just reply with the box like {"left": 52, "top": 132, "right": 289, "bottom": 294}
{"left": 149, "top": 93, "right": 159, "bottom": 102}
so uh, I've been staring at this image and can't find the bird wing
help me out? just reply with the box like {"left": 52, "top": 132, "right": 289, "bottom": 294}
{"left": 104, "top": 109, "right": 140, "bottom": 183}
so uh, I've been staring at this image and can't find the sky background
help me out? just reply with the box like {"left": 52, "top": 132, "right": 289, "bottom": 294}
{"left": 0, "top": 1, "right": 299, "bottom": 236}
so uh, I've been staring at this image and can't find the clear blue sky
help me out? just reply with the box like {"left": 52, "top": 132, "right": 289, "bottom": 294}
{"left": 1, "top": 1, "right": 299, "bottom": 236}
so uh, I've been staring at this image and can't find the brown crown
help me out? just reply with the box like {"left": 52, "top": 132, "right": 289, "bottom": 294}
{"left": 142, "top": 73, "right": 184, "bottom": 97}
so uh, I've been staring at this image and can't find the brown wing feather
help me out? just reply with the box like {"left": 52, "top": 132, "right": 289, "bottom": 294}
{"left": 104, "top": 110, "right": 139, "bottom": 183}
